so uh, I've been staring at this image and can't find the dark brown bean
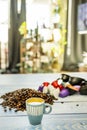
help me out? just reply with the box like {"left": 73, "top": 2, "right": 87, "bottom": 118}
{"left": 0, "top": 88, "right": 57, "bottom": 111}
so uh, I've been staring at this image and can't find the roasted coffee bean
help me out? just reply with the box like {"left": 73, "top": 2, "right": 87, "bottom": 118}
{"left": 9, "top": 108, "right": 12, "bottom": 111}
{"left": 14, "top": 109, "right": 18, "bottom": 112}
{"left": 0, "top": 88, "right": 57, "bottom": 111}
{"left": 4, "top": 109, "right": 7, "bottom": 112}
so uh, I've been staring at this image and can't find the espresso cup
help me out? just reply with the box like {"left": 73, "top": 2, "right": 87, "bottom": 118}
{"left": 26, "top": 97, "right": 52, "bottom": 125}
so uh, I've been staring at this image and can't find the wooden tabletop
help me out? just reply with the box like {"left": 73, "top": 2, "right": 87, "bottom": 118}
{"left": 0, "top": 72, "right": 87, "bottom": 130}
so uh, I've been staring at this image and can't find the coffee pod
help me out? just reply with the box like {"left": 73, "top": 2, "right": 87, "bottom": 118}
{"left": 43, "top": 82, "right": 50, "bottom": 86}
{"left": 79, "top": 81, "right": 87, "bottom": 95}
{"left": 67, "top": 88, "right": 77, "bottom": 95}
{"left": 69, "top": 77, "right": 85, "bottom": 85}
{"left": 61, "top": 74, "right": 70, "bottom": 82}
{"left": 38, "top": 85, "right": 44, "bottom": 92}
{"left": 52, "top": 88, "right": 60, "bottom": 99}
{"left": 80, "top": 80, "right": 86, "bottom": 85}
{"left": 57, "top": 78, "right": 63, "bottom": 85}
{"left": 51, "top": 80, "right": 59, "bottom": 88}
{"left": 43, "top": 87, "right": 48, "bottom": 93}
{"left": 59, "top": 88, "right": 70, "bottom": 98}
{"left": 48, "top": 85, "right": 55, "bottom": 95}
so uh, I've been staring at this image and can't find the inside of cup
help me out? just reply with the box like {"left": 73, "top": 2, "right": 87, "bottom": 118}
{"left": 26, "top": 97, "right": 44, "bottom": 104}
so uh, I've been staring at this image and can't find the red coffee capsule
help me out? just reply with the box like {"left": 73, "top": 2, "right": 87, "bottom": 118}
{"left": 59, "top": 84, "right": 64, "bottom": 91}
{"left": 43, "top": 82, "right": 50, "bottom": 87}
{"left": 51, "top": 80, "right": 59, "bottom": 88}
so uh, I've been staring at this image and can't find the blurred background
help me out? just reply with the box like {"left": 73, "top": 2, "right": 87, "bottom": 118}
{"left": 0, "top": 0, "right": 87, "bottom": 74}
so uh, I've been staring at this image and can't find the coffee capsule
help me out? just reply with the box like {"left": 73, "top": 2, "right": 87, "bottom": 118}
{"left": 67, "top": 88, "right": 77, "bottom": 95}
{"left": 38, "top": 86, "right": 44, "bottom": 92}
{"left": 61, "top": 74, "right": 70, "bottom": 82}
{"left": 59, "top": 88, "right": 70, "bottom": 98}
{"left": 69, "top": 77, "right": 84, "bottom": 85}
{"left": 79, "top": 81, "right": 87, "bottom": 95}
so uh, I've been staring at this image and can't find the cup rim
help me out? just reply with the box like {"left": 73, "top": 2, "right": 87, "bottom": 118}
{"left": 26, "top": 97, "right": 45, "bottom": 105}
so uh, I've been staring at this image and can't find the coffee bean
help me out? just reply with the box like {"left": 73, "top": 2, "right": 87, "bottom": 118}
{"left": 9, "top": 108, "right": 12, "bottom": 111}
{"left": 0, "top": 88, "right": 57, "bottom": 111}
{"left": 4, "top": 109, "right": 7, "bottom": 112}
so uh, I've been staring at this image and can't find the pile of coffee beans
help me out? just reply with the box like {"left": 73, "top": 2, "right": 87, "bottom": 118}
{"left": 0, "top": 88, "right": 56, "bottom": 112}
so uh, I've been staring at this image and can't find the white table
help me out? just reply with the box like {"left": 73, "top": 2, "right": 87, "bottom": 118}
{"left": 0, "top": 72, "right": 87, "bottom": 130}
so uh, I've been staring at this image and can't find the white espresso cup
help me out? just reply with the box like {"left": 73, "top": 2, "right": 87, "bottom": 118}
{"left": 26, "top": 97, "right": 52, "bottom": 125}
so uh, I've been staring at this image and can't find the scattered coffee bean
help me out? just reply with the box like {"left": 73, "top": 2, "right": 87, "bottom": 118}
{"left": 4, "top": 109, "right": 7, "bottom": 112}
{"left": 14, "top": 109, "right": 18, "bottom": 112}
{"left": 0, "top": 88, "right": 57, "bottom": 112}
{"left": 76, "top": 104, "right": 79, "bottom": 106}
{"left": 9, "top": 108, "right": 12, "bottom": 111}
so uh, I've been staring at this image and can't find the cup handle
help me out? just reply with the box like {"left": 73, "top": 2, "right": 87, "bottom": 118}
{"left": 44, "top": 103, "right": 52, "bottom": 114}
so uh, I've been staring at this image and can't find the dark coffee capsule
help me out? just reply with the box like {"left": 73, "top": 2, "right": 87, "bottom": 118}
{"left": 79, "top": 82, "right": 87, "bottom": 95}
{"left": 61, "top": 74, "right": 70, "bottom": 82}
{"left": 80, "top": 80, "right": 87, "bottom": 86}
{"left": 67, "top": 88, "right": 77, "bottom": 95}
{"left": 69, "top": 77, "right": 84, "bottom": 85}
